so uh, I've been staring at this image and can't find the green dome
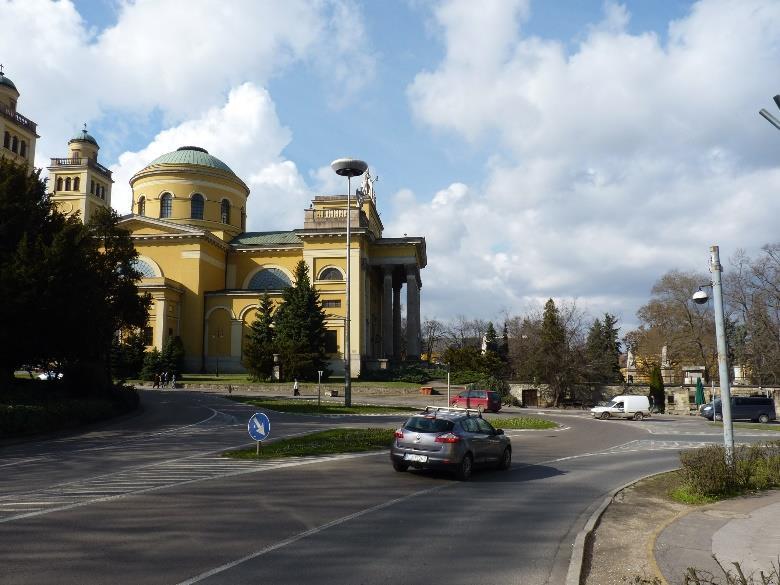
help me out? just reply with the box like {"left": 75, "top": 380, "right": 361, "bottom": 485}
{"left": 146, "top": 146, "right": 234, "bottom": 174}
{"left": 69, "top": 127, "right": 98, "bottom": 146}
{"left": 0, "top": 71, "right": 18, "bottom": 93}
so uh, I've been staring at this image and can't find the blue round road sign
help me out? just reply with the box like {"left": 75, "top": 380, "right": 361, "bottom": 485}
{"left": 248, "top": 412, "right": 271, "bottom": 441}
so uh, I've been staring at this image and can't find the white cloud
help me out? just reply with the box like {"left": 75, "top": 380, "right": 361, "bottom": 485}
{"left": 111, "top": 83, "right": 310, "bottom": 230}
{"left": 402, "top": 0, "right": 780, "bottom": 325}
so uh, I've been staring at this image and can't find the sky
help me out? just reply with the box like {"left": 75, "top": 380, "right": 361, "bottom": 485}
{"left": 2, "top": 0, "right": 780, "bottom": 331}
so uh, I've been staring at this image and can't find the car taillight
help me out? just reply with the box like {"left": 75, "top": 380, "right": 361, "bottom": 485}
{"left": 435, "top": 433, "right": 460, "bottom": 443}
{"left": 394, "top": 429, "right": 404, "bottom": 438}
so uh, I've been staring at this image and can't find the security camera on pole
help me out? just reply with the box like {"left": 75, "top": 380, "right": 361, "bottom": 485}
{"left": 330, "top": 158, "right": 368, "bottom": 408}
{"left": 692, "top": 245, "right": 735, "bottom": 464}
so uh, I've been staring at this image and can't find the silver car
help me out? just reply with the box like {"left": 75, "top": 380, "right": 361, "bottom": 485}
{"left": 390, "top": 406, "right": 512, "bottom": 480}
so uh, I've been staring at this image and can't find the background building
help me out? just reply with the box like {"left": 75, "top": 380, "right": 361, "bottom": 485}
{"left": 0, "top": 67, "right": 37, "bottom": 169}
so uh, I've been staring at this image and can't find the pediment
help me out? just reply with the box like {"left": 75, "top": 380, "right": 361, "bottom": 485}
{"left": 118, "top": 214, "right": 207, "bottom": 237}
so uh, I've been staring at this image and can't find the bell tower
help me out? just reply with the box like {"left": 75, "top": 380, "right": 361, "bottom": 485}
{"left": 48, "top": 124, "right": 114, "bottom": 223}
{"left": 0, "top": 65, "right": 39, "bottom": 169}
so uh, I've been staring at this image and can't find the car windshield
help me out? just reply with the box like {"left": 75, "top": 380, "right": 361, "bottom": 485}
{"left": 605, "top": 400, "right": 619, "bottom": 408}
{"left": 404, "top": 417, "right": 455, "bottom": 433}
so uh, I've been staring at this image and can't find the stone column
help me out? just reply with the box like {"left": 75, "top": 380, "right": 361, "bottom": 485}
{"left": 406, "top": 266, "right": 421, "bottom": 360}
{"left": 393, "top": 281, "right": 401, "bottom": 359}
{"left": 382, "top": 266, "right": 393, "bottom": 358}
{"left": 154, "top": 297, "right": 168, "bottom": 350}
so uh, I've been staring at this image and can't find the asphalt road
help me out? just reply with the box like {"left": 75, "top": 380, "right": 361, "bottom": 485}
{"left": 1, "top": 391, "right": 776, "bottom": 585}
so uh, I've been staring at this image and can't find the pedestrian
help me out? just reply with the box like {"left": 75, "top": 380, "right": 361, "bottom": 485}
{"left": 171, "top": 373, "right": 176, "bottom": 389}
{"left": 153, "top": 373, "right": 160, "bottom": 388}
{"left": 161, "top": 371, "right": 168, "bottom": 388}
{"left": 293, "top": 378, "right": 300, "bottom": 396}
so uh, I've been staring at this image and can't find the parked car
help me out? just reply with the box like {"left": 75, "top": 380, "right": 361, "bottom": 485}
{"left": 590, "top": 395, "right": 651, "bottom": 420}
{"left": 390, "top": 406, "right": 512, "bottom": 480}
{"left": 450, "top": 389, "right": 502, "bottom": 413}
{"left": 700, "top": 397, "right": 776, "bottom": 423}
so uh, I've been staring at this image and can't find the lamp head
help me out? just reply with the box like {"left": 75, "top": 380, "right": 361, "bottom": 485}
{"left": 330, "top": 158, "right": 368, "bottom": 178}
{"left": 692, "top": 289, "right": 709, "bottom": 304}
{"left": 773, "top": 95, "right": 780, "bottom": 110}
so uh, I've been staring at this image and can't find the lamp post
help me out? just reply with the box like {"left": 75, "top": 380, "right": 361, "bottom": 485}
{"left": 692, "top": 245, "right": 735, "bottom": 463}
{"left": 330, "top": 158, "right": 368, "bottom": 408}
{"left": 211, "top": 327, "right": 224, "bottom": 377}
{"left": 759, "top": 95, "right": 780, "bottom": 130}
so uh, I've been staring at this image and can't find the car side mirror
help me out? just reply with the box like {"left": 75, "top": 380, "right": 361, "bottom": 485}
{"left": 495, "top": 428, "right": 504, "bottom": 435}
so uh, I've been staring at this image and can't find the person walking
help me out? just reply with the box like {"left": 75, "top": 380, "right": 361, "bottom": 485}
{"left": 171, "top": 373, "right": 176, "bottom": 389}
{"left": 153, "top": 373, "right": 160, "bottom": 389}
{"left": 293, "top": 378, "right": 300, "bottom": 396}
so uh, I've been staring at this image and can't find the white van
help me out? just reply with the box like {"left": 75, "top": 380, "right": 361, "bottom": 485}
{"left": 591, "top": 395, "right": 651, "bottom": 421}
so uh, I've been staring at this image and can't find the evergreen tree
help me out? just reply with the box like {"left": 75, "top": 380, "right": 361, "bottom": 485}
{"left": 111, "top": 330, "right": 147, "bottom": 380}
{"left": 648, "top": 365, "right": 665, "bottom": 413}
{"left": 499, "top": 322, "right": 510, "bottom": 362}
{"left": 274, "top": 261, "right": 329, "bottom": 381}
{"left": 244, "top": 293, "right": 276, "bottom": 380}
{"left": 535, "top": 299, "right": 568, "bottom": 405}
{"left": 160, "top": 335, "right": 185, "bottom": 376}
{"left": 584, "top": 313, "right": 623, "bottom": 383}
{"left": 483, "top": 322, "right": 499, "bottom": 354}
{"left": 140, "top": 348, "right": 162, "bottom": 381}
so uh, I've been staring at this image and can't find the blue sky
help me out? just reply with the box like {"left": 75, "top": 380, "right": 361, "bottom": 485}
{"left": 3, "top": 0, "right": 780, "bottom": 331}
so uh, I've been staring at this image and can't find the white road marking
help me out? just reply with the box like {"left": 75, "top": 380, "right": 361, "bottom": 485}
{"left": 175, "top": 482, "right": 448, "bottom": 585}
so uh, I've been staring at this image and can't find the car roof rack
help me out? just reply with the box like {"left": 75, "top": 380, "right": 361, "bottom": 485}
{"left": 422, "top": 405, "right": 482, "bottom": 417}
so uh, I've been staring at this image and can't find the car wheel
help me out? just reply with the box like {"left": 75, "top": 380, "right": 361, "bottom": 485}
{"left": 714, "top": 413, "right": 723, "bottom": 421}
{"left": 600, "top": 412, "right": 610, "bottom": 420}
{"left": 456, "top": 453, "right": 473, "bottom": 481}
{"left": 633, "top": 412, "right": 644, "bottom": 421}
{"left": 497, "top": 447, "right": 511, "bottom": 470}
{"left": 758, "top": 414, "right": 770, "bottom": 424}
{"left": 392, "top": 460, "right": 409, "bottom": 472}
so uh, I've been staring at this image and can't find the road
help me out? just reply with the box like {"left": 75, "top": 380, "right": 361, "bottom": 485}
{"left": 1, "top": 390, "right": 775, "bottom": 585}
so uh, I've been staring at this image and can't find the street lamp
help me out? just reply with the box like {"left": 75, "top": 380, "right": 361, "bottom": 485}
{"left": 330, "top": 157, "right": 368, "bottom": 408}
{"left": 211, "top": 327, "right": 224, "bottom": 377}
{"left": 759, "top": 95, "right": 780, "bottom": 130}
{"left": 691, "top": 245, "right": 735, "bottom": 463}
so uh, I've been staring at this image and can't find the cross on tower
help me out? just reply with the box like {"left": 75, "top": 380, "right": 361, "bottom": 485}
{"left": 0, "top": 64, "right": 4, "bottom": 75}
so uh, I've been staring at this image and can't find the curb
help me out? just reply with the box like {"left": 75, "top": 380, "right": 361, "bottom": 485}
{"left": 565, "top": 468, "right": 679, "bottom": 585}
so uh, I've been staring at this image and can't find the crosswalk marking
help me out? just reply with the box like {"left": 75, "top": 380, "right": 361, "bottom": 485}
{"left": 0, "top": 450, "right": 383, "bottom": 524}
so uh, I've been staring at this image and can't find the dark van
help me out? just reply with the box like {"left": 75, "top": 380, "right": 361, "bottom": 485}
{"left": 700, "top": 396, "right": 776, "bottom": 423}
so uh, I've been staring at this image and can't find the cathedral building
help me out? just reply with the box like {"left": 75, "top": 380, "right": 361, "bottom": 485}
{"left": 3, "top": 69, "right": 427, "bottom": 377}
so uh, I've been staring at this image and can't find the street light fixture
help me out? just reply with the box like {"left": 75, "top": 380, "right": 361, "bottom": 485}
{"left": 692, "top": 245, "right": 735, "bottom": 464}
{"left": 330, "top": 157, "right": 368, "bottom": 408}
{"left": 759, "top": 95, "right": 780, "bottom": 130}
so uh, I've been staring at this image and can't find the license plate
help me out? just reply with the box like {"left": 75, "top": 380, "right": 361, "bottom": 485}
{"left": 404, "top": 454, "right": 428, "bottom": 462}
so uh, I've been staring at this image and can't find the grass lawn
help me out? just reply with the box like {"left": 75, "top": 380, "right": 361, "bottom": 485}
{"left": 129, "top": 374, "right": 421, "bottom": 389}
{"left": 485, "top": 416, "right": 558, "bottom": 430}
{"left": 227, "top": 396, "right": 418, "bottom": 415}
{"left": 708, "top": 421, "right": 780, "bottom": 432}
{"left": 223, "top": 428, "right": 394, "bottom": 459}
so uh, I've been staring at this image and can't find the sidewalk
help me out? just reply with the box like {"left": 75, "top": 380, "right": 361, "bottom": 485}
{"left": 655, "top": 489, "right": 780, "bottom": 582}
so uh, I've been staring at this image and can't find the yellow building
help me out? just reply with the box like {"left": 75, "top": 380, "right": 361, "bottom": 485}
{"left": 0, "top": 67, "right": 38, "bottom": 168}
{"left": 46, "top": 136, "right": 426, "bottom": 376}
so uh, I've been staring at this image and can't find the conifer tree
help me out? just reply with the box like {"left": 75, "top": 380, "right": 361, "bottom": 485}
{"left": 274, "top": 261, "right": 328, "bottom": 381}
{"left": 648, "top": 365, "right": 665, "bottom": 413}
{"left": 244, "top": 293, "right": 276, "bottom": 380}
{"left": 160, "top": 335, "right": 185, "bottom": 376}
{"left": 484, "top": 322, "right": 499, "bottom": 354}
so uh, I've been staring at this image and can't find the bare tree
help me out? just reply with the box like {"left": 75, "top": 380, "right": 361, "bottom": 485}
{"left": 421, "top": 317, "right": 446, "bottom": 363}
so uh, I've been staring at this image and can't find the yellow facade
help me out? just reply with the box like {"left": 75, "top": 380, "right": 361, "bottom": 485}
{"left": 0, "top": 68, "right": 38, "bottom": 170}
{"left": 118, "top": 147, "right": 426, "bottom": 376}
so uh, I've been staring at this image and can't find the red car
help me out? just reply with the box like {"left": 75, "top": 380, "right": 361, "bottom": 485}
{"left": 451, "top": 389, "right": 502, "bottom": 413}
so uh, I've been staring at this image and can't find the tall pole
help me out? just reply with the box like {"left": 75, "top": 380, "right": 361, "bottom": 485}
{"left": 330, "top": 158, "right": 368, "bottom": 409}
{"left": 710, "top": 245, "right": 735, "bottom": 463}
{"left": 345, "top": 174, "right": 352, "bottom": 407}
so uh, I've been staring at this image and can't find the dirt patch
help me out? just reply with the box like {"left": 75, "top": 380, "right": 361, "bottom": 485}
{"left": 583, "top": 471, "right": 694, "bottom": 584}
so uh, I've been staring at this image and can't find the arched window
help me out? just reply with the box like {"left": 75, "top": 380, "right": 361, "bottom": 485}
{"left": 137, "top": 196, "right": 146, "bottom": 216}
{"left": 11, "top": 136, "right": 18, "bottom": 153}
{"left": 248, "top": 268, "right": 292, "bottom": 291}
{"left": 2, "top": 132, "right": 9, "bottom": 149}
{"left": 319, "top": 267, "right": 343, "bottom": 280}
{"left": 65, "top": 177, "right": 72, "bottom": 191}
{"left": 131, "top": 258, "right": 157, "bottom": 278}
{"left": 191, "top": 194, "right": 204, "bottom": 220}
{"left": 19, "top": 141, "right": 26, "bottom": 158}
{"left": 56, "top": 177, "right": 63, "bottom": 191}
{"left": 220, "top": 199, "right": 230, "bottom": 224}
{"left": 160, "top": 192, "right": 172, "bottom": 218}
{"left": 73, "top": 177, "right": 80, "bottom": 191}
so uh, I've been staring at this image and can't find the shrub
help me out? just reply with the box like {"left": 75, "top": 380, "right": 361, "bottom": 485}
{"left": 679, "top": 441, "right": 780, "bottom": 497}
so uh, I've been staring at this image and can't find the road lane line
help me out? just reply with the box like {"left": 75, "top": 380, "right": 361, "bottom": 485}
{"left": 175, "top": 483, "right": 449, "bottom": 585}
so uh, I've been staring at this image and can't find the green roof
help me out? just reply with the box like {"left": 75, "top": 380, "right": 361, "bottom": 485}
{"left": 0, "top": 71, "right": 18, "bottom": 92}
{"left": 146, "top": 146, "right": 234, "bottom": 174}
{"left": 231, "top": 231, "right": 301, "bottom": 246}
{"left": 69, "top": 127, "right": 98, "bottom": 146}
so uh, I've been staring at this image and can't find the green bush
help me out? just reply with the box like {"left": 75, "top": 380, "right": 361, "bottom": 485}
{"left": 360, "top": 364, "right": 433, "bottom": 384}
{"left": 679, "top": 441, "right": 780, "bottom": 497}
